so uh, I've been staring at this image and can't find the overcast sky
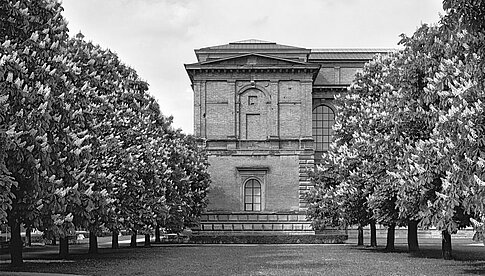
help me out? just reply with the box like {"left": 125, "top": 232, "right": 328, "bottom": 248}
{"left": 61, "top": 0, "right": 444, "bottom": 134}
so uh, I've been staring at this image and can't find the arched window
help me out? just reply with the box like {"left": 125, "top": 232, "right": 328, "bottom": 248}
{"left": 244, "top": 179, "right": 261, "bottom": 211}
{"left": 312, "top": 105, "right": 335, "bottom": 158}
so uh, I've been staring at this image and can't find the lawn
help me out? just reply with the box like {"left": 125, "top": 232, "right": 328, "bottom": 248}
{"left": 1, "top": 238, "right": 485, "bottom": 276}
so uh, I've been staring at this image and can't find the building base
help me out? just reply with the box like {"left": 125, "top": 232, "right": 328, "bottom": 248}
{"left": 190, "top": 211, "right": 348, "bottom": 244}
{"left": 190, "top": 233, "right": 347, "bottom": 244}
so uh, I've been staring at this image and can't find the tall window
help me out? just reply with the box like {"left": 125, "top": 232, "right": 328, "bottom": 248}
{"left": 312, "top": 105, "right": 335, "bottom": 158}
{"left": 244, "top": 179, "right": 261, "bottom": 211}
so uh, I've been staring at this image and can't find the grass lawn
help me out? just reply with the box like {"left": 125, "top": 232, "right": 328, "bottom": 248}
{"left": 1, "top": 238, "right": 485, "bottom": 275}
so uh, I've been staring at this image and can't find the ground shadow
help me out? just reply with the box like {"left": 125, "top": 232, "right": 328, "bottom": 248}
{"left": 348, "top": 243, "right": 485, "bottom": 275}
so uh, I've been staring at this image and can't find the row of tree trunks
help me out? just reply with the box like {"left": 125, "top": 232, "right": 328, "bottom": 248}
{"left": 92, "top": 225, "right": 162, "bottom": 252}
{"left": 363, "top": 220, "right": 456, "bottom": 260}
{"left": 357, "top": 222, "right": 378, "bottom": 247}
{"left": 384, "top": 221, "right": 419, "bottom": 252}
{"left": 359, "top": 221, "right": 416, "bottom": 252}
{"left": 10, "top": 225, "right": 455, "bottom": 264}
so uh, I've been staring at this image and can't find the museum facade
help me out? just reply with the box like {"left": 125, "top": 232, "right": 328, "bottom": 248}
{"left": 185, "top": 40, "right": 391, "bottom": 235}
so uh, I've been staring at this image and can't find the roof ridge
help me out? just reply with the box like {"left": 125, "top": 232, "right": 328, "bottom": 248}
{"left": 230, "top": 39, "right": 275, "bottom": 44}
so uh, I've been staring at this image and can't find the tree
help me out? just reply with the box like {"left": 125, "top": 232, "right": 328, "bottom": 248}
{"left": 0, "top": 0, "right": 88, "bottom": 264}
{"left": 390, "top": 2, "right": 485, "bottom": 257}
{"left": 308, "top": 0, "right": 485, "bottom": 260}
{"left": 161, "top": 133, "right": 210, "bottom": 235}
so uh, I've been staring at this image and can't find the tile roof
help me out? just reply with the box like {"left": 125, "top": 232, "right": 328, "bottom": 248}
{"left": 198, "top": 40, "right": 307, "bottom": 51}
{"left": 309, "top": 48, "right": 396, "bottom": 60}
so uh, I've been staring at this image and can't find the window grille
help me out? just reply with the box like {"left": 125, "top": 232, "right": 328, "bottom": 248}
{"left": 244, "top": 179, "right": 261, "bottom": 211}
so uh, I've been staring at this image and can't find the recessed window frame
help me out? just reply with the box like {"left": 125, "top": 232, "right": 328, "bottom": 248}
{"left": 237, "top": 168, "right": 267, "bottom": 212}
{"left": 248, "top": 95, "right": 258, "bottom": 106}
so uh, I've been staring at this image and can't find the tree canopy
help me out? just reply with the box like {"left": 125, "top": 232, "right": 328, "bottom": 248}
{"left": 1, "top": 0, "right": 210, "bottom": 265}
{"left": 306, "top": 0, "right": 485, "bottom": 259}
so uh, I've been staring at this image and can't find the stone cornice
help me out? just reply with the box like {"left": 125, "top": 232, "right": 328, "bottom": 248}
{"left": 185, "top": 66, "right": 321, "bottom": 83}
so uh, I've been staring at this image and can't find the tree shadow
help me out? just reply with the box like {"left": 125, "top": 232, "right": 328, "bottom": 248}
{"left": 348, "top": 243, "right": 485, "bottom": 274}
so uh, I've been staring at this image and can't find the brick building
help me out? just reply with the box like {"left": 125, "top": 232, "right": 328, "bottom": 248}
{"left": 185, "top": 40, "right": 390, "bottom": 236}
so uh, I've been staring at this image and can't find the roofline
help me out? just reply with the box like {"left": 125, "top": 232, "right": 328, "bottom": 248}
{"left": 308, "top": 59, "right": 378, "bottom": 63}
{"left": 187, "top": 52, "right": 313, "bottom": 67}
{"left": 185, "top": 65, "right": 321, "bottom": 70}
{"left": 196, "top": 41, "right": 309, "bottom": 52}
{"left": 310, "top": 48, "right": 397, "bottom": 53}
{"left": 195, "top": 48, "right": 311, "bottom": 54}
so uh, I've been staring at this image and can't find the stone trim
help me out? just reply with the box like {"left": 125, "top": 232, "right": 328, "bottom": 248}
{"left": 193, "top": 212, "right": 314, "bottom": 234}
{"left": 298, "top": 151, "right": 314, "bottom": 211}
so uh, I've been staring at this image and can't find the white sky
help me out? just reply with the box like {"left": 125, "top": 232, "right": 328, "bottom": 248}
{"left": 61, "top": 0, "right": 444, "bottom": 134}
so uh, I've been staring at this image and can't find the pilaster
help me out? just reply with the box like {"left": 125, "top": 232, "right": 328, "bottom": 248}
{"left": 269, "top": 80, "right": 279, "bottom": 138}
{"left": 201, "top": 81, "right": 207, "bottom": 138}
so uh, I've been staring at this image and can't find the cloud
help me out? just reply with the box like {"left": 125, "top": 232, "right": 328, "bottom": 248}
{"left": 61, "top": 0, "right": 443, "bottom": 133}
{"left": 129, "top": 0, "right": 198, "bottom": 39}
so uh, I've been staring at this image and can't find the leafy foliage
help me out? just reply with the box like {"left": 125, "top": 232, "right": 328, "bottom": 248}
{"left": 307, "top": 0, "right": 485, "bottom": 236}
{"left": 1, "top": 0, "right": 210, "bottom": 265}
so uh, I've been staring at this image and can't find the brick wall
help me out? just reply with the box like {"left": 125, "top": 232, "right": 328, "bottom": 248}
{"left": 206, "top": 155, "right": 300, "bottom": 212}
{"left": 206, "top": 81, "right": 232, "bottom": 138}
{"left": 279, "top": 104, "right": 301, "bottom": 138}
{"left": 191, "top": 57, "right": 317, "bottom": 233}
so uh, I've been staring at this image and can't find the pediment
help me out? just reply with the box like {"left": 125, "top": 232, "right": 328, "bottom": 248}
{"left": 189, "top": 53, "right": 310, "bottom": 68}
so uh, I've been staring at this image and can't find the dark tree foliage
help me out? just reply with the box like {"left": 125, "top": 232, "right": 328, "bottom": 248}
{"left": 1, "top": 0, "right": 210, "bottom": 265}
{"left": 307, "top": 0, "right": 485, "bottom": 259}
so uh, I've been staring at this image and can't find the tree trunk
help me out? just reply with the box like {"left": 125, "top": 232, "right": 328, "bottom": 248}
{"left": 59, "top": 237, "right": 69, "bottom": 258}
{"left": 144, "top": 234, "right": 151, "bottom": 247}
{"left": 386, "top": 224, "right": 395, "bottom": 252}
{"left": 25, "top": 227, "right": 32, "bottom": 247}
{"left": 88, "top": 231, "right": 98, "bottom": 254}
{"left": 52, "top": 237, "right": 56, "bottom": 245}
{"left": 370, "top": 221, "right": 377, "bottom": 247}
{"left": 112, "top": 230, "right": 119, "bottom": 249}
{"left": 130, "top": 231, "right": 137, "bottom": 248}
{"left": 9, "top": 220, "right": 23, "bottom": 266}
{"left": 155, "top": 224, "right": 161, "bottom": 243}
{"left": 357, "top": 225, "right": 364, "bottom": 246}
{"left": 442, "top": 230, "right": 452, "bottom": 260}
{"left": 408, "top": 220, "right": 419, "bottom": 252}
